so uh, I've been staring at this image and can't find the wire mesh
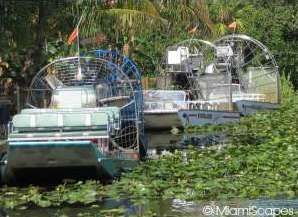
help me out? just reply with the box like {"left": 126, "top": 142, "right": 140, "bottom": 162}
{"left": 164, "top": 39, "right": 217, "bottom": 97}
{"left": 28, "top": 56, "right": 142, "bottom": 151}
{"left": 159, "top": 35, "right": 280, "bottom": 115}
{"left": 87, "top": 50, "right": 143, "bottom": 115}
{"left": 87, "top": 50, "right": 145, "bottom": 149}
{"left": 214, "top": 34, "right": 280, "bottom": 104}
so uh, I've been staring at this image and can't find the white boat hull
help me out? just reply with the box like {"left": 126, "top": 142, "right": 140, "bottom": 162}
{"left": 143, "top": 89, "right": 279, "bottom": 129}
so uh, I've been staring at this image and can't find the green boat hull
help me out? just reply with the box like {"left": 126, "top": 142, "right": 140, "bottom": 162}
{"left": 0, "top": 140, "right": 139, "bottom": 184}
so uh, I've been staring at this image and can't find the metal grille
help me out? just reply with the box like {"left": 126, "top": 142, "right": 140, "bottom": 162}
{"left": 28, "top": 56, "right": 143, "bottom": 151}
{"left": 215, "top": 34, "right": 280, "bottom": 104}
{"left": 88, "top": 50, "right": 145, "bottom": 149}
{"left": 164, "top": 39, "right": 217, "bottom": 97}
{"left": 159, "top": 35, "right": 280, "bottom": 114}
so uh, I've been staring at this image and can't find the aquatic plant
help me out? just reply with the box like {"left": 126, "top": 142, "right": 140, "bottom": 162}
{"left": 0, "top": 181, "right": 104, "bottom": 210}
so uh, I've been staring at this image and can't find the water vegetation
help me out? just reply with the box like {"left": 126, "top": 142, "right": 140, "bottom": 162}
{"left": 0, "top": 181, "right": 104, "bottom": 210}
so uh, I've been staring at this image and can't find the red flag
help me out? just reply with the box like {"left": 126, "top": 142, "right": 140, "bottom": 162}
{"left": 67, "top": 28, "right": 78, "bottom": 45}
{"left": 188, "top": 26, "right": 198, "bottom": 34}
{"left": 228, "top": 21, "right": 237, "bottom": 32}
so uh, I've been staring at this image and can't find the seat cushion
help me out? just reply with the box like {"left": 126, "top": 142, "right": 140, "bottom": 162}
{"left": 13, "top": 111, "right": 110, "bottom": 131}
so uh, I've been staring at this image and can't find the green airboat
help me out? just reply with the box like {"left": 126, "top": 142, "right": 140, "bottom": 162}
{"left": 0, "top": 54, "right": 146, "bottom": 184}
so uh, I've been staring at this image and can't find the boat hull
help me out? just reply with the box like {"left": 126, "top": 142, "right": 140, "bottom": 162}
{"left": 178, "top": 109, "right": 240, "bottom": 127}
{"left": 144, "top": 111, "right": 182, "bottom": 129}
{"left": 235, "top": 100, "right": 279, "bottom": 116}
{"left": 144, "top": 110, "right": 240, "bottom": 129}
{"left": 7, "top": 141, "right": 100, "bottom": 169}
{"left": 1, "top": 140, "right": 139, "bottom": 184}
{"left": 144, "top": 100, "right": 279, "bottom": 129}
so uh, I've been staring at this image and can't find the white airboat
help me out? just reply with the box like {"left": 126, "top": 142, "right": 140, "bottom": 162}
{"left": 143, "top": 34, "right": 280, "bottom": 129}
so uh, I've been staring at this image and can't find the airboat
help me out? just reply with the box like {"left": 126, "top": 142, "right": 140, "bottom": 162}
{"left": 212, "top": 34, "right": 280, "bottom": 115}
{"left": 0, "top": 55, "right": 146, "bottom": 183}
{"left": 144, "top": 34, "right": 280, "bottom": 129}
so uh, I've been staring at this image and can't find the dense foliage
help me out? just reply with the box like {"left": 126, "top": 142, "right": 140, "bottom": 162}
{"left": 0, "top": 0, "right": 297, "bottom": 88}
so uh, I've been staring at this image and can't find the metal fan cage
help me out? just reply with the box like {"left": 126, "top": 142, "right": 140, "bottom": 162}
{"left": 87, "top": 50, "right": 145, "bottom": 145}
{"left": 164, "top": 39, "right": 218, "bottom": 99}
{"left": 161, "top": 35, "right": 280, "bottom": 112}
{"left": 165, "top": 39, "right": 216, "bottom": 74}
{"left": 214, "top": 34, "right": 280, "bottom": 105}
{"left": 28, "top": 56, "right": 143, "bottom": 150}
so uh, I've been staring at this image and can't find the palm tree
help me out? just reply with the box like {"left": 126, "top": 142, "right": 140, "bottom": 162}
{"left": 207, "top": 0, "right": 246, "bottom": 36}
{"left": 72, "top": 0, "right": 216, "bottom": 48}
{"left": 153, "top": 0, "right": 214, "bottom": 37}
{"left": 72, "top": 0, "right": 167, "bottom": 53}
{"left": 69, "top": 0, "right": 217, "bottom": 74}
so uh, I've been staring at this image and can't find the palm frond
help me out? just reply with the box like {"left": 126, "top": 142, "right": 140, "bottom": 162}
{"left": 72, "top": 0, "right": 167, "bottom": 39}
{"left": 132, "top": 0, "right": 161, "bottom": 17}
{"left": 105, "top": 8, "right": 167, "bottom": 25}
{"left": 195, "top": 0, "right": 215, "bottom": 35}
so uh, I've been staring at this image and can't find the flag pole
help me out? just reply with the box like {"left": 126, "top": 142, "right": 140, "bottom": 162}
{"left": 76, "top": 15, "right": 83, "bottom": 80}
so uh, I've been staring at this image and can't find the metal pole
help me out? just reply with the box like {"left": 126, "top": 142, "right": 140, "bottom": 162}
{"left": 228, "top": 58, "right": 233, "bottom": 111}
{"left": 76, "top": 15, "right": 83, "bottom": 80}
{"left": 16, "top": 85, "right": 20, "bottom": 113}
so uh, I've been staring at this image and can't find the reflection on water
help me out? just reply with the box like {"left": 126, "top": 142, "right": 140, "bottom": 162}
{"left": 5, "top": 198, "right": 142, "bottom": 217}
{"left": 147, "top": 130, "right": 227, "bottom": 157}
{"left": 0, "top": 208, "right": 8, "bottom": 217}
{"left": 5, "top": 199, "right": 298, "bottom": 217}
{"left": 170, "top": 199, "right": 298, "bottom": 216}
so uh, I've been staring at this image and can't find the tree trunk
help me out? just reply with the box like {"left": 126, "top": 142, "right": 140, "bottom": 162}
{"left": 30, "top": 1, "right": 48, "bottom": 83}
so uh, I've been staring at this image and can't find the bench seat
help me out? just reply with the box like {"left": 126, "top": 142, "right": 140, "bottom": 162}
{"left": 12, "top": 111, "right": 110, "bottom": 133}
{"left": 21, "top": 107, "right": 121, "bottom": 129}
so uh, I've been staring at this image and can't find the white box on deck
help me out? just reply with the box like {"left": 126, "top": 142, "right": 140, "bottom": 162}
{"left": 167, "top": 47, "right": 189, "bottom": 64}
{"left": 216, "top": 46, "right": 233, "bottom": 57}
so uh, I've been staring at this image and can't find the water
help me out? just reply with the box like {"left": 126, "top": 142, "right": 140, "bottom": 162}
{"left": 3, "top": 198, "right": 298, "bottom": 217}
{"left": 1, "top": 131, "right": 298, "bottom": 217}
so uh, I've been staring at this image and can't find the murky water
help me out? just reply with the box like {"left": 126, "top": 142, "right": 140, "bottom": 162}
{"left": 4, "top": 198, "right": 298, "bottom": 217}
{"left": 1, "top": 131, "right": 298, "bottom": 217}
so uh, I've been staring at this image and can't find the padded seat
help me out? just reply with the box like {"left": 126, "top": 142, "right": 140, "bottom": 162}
{"left": 13, "top": 114, "right": 34, "bottom": 128}
{"left": 12, "top": 111, "right": 111, "bottom": 133}
{"left": 35, "top": 113, "right": 60, "bottom": 128}
{"left": 21, "top": 106, "right": 121, "bottom": 129}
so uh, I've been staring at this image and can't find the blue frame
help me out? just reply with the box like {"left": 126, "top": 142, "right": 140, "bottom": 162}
{"left": 86, "top": 50, "right": 145, "bottom": 147}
